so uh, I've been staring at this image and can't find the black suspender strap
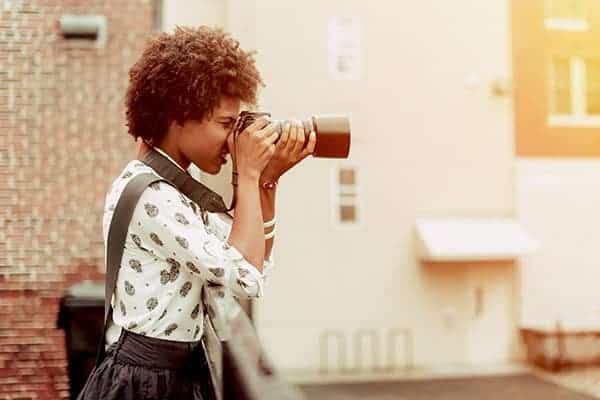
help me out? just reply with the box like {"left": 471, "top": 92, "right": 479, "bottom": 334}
{"left": 95, "top": 172, "right": 167, "bottom": 366}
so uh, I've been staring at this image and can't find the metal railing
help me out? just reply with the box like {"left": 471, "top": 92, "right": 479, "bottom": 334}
{"left": 319, "top": 327, "right": 414, "bottom": 374}
{"left": 203, "top": 286, "right": 305, "bottom": 400}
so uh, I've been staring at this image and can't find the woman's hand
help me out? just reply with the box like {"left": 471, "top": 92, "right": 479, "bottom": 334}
{"left": 261, "top": 120, "right": 316, "bottom": 182}
{"left": 228, "top": 117, "right": 279, "bottom": 182}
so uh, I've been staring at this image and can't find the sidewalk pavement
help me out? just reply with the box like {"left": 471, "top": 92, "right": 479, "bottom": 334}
{"left": 298, "top": 374, "right": 597, "bottom": 400}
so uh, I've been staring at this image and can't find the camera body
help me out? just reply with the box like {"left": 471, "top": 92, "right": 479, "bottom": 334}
{"left": 233, "top": 111, "right": 351, "bottom": 159}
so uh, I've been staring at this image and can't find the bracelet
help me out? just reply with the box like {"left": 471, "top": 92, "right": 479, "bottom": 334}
{"left": 263, "top": 216, "right": 276, "bottom": 229}
{"left": 260, "top": 180, "right": 278, "bottom": 190}
{"left": 264, "top": 227, "right": 276, "bottom": 240}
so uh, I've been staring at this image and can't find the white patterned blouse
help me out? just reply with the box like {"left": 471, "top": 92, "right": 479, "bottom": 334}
{"left": 102, "top": 151, "right": 273, "bottom": 346}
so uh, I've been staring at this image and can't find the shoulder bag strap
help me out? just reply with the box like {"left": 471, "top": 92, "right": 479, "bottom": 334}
{"left": 94, "top": 172, "right": 167, "bottom": 366}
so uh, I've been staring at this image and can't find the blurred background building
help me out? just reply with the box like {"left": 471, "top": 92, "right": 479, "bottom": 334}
{"left": 245, "top": 0, "right": 520, "bottom": 373}
{"left": 513, "top": 0, "right": 600, "bottom": 336}
{"left": 2, "top": 0, "right": 600, "bottom": 399}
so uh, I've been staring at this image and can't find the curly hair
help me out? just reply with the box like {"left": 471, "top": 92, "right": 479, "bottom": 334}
{"left": 125, "top": 26, "right": 264, "bottom": 143}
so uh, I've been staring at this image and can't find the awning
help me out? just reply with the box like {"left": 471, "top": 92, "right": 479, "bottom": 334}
{"left": 415, "top": 218, "right": 538, "bottom": 262}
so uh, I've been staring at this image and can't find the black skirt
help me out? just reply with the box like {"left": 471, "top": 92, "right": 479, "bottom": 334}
{"left": 77, "top": 329, "right": 212, "bottom": 400}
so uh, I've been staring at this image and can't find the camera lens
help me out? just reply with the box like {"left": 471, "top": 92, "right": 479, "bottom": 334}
{"left": 235, "top": 112, "right": 350, "bottom": 159}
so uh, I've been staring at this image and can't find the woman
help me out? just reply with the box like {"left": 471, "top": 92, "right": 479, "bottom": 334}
{"left": 77, "top": 26, "right": 315, "bottom": 400}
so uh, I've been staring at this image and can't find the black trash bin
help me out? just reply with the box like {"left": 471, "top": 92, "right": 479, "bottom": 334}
{"left": 57, "top": 281, "right": 305, "bottom": 400}
{"left": 57, "top": 281, "right": 105, "bottom": 400}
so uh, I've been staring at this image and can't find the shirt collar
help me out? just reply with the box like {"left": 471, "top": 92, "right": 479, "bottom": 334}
{"left": 153, "top": 147, "right": 187, "bottom": 173}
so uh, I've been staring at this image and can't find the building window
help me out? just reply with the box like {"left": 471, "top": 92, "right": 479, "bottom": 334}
{"left": 548, "top": 56, "right": 600, "bottom": 126}
{"left": 586, "top": 59, "right": 600, "bottom": 115}
{"left": 544, "top": 0, "right": 588, "bottom": 31}
{"left": 333, "top": 166, "right": 361, "bottom": 227}
{"left": 550, "top": 57, "right": 572, "bottom": 115}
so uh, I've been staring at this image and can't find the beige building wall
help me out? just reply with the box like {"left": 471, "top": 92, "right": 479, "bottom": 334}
{"left": 248, "top": 0, "right": 518, "bottom": 372}
{"left": 163, "top": 0, "right": 521, "bottom": 372}
{"left": 517, "top": 160, "right": 600, "bottom": 330}
{"left": 162, "top": 0, "right": 226, "bottom": 33}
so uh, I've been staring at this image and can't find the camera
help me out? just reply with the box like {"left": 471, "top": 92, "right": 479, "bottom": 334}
{"left": 233, "top": 111, "right": 351, "bottom": 159}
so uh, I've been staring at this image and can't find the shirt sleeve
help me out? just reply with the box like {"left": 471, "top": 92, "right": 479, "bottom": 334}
{"left": 128, "top": 181, "right": 269, "bottom": 299}
{"left": 207, "top": 212, "right": 275, "bottom": 278}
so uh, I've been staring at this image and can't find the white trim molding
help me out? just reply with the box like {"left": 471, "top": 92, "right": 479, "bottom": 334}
{"left": 544, "top": 0, "right": 587, "bottom": 31}
{"left": 547, "top": 115, "right": 600, "bottom": 127}
{"left": 544, "top": 18, "right": 588, "bottom": 32}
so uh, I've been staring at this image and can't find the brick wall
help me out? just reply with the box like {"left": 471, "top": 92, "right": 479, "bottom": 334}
{"left": 0, "top": 1, "right": 154, "bottom": 398}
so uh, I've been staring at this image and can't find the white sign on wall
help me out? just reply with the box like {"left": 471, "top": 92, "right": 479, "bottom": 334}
{"left": 328, "top": 16, "right": 362, "bottom": 80}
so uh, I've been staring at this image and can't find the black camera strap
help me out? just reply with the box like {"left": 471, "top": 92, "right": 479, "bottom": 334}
{"left": 229, "top": 115, "right": 246, "bottom": 212}
{"left": 142, "top": 148, "right": 230, "bottom": 214}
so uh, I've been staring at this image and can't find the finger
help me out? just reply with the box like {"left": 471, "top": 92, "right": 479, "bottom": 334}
{"left": 300, "top": 130, "right": 316, "bottom": 158}
{"left": 261, "top": 143, "right": 277, "bottom": 161}
{"left": 264, "top": 127, "right": 279, "bottom": 146}
{"left": 286, "top": 120, "right": 298, "bottom": 151}
{"left": 252, "top": 122, "right": 274, "bottom": 140}
{"left": 277, "top": 122, "right": 291, "bottom": 149}
{"left": 244, "top": 116, "right": 270, "bottom": 133}
{"left": 290, "top": 121, "right": 306, "bottom": 153}
{"left": 258, "top": 122, "right": 278, "bottom": 139}
{"left": 261, "top": 124, "right": 279, "bottom": 144}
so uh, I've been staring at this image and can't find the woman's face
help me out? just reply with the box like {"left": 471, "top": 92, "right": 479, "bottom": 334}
{"left": 177, "top": 96, "right": 241, "bottom": 175}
